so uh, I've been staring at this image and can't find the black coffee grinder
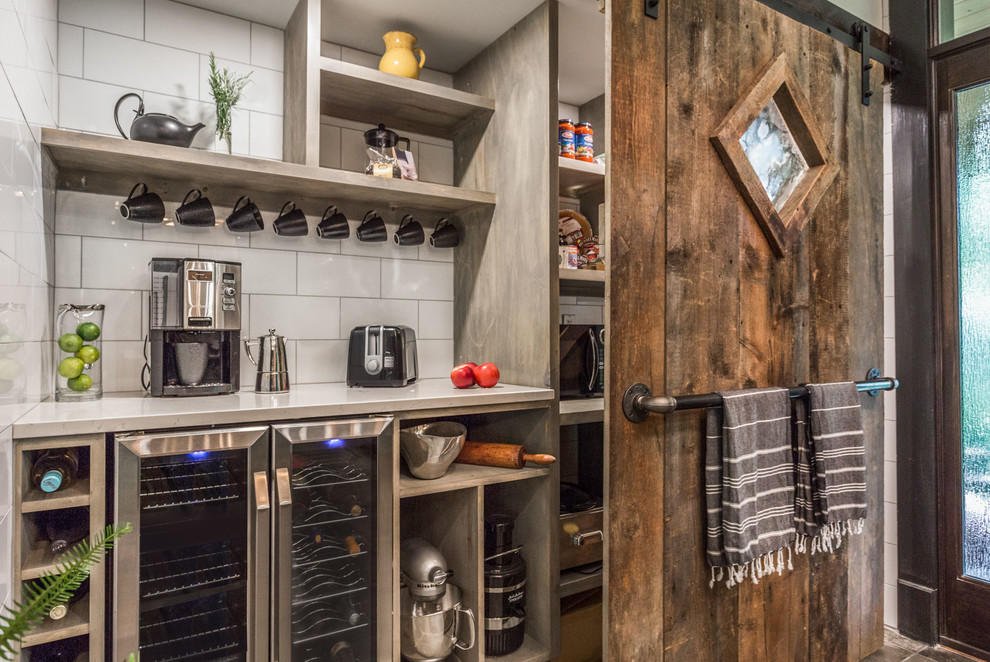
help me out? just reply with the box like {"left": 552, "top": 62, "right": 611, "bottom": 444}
{"left": 484, "top": 514, "right": 527, "bottom": 656}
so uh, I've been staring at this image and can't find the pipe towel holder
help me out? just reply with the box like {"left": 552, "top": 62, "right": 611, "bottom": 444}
{"left": 622, "top": 368, "right": 898, "bottom": 423}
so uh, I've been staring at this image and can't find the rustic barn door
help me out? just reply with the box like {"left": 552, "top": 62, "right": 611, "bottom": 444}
{"left": 604, "top": 0, "right": 885, "bottom": 659}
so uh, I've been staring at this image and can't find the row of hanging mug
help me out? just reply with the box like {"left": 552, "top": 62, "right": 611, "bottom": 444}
{"left": 118, "top": 183, "right": 460, "bottom": 247}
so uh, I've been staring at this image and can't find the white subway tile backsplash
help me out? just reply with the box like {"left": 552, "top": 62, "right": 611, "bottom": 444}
{"left": 85, "top": 30, "right": 200, "bottom": 99}
{"left": 250, "top": 23, "right": 283, "bottom": 71}
{"left": 56, "top": 190, "right": 143, "bottom": 239}
{"left": 197, "top": 54, "right": 282, "bottom": 115}
{"left": 81, "top": 236, "right": 190, "bottom": 290}
{"left": 884, "top": 542, "right": 898, "bottom": 586}
{"left": 418, "top": 301, "right": 452, "bottom": 340}
{"left": 58, "top": 0, "right": 144, "bottom": 39}
{"left": 884, "top": 460, "right": 897, "bottom": 504}
{"left": 143, "top": 218, "right": 249, "bottom": 248}
{"left": 54, "top": 234, "right": 79, "bottom": 287}
{"left": 54, "top": 287, "right": 143, "bottom": 340}
{"left": 99, "top": 339, "right": 145, "bottom": 392}
{"left": 0, "top": 427, "right": 10, "bottom": 514}
{"left": 339, "top": 298, "right": 418, "bottom": 338}
{"left": 883, "top": 583, "right": 898, "bottom": 628}
{"left": 417, "top": 242, "right": 454, "bottom": 263}
{"left": 248, "top": 111, "right": 281, "bottom": 160}
{"left": 248, "top": 225, "right": 337, "bottom": 253}
{"left": 58, "top": 75, "right": 134, "bottom": 136}
{"left": 56, "top": 23, "right": 82, "bottom": 78}
{"left": 199, "top": 245, "right": 296, "bottom": 295}
{"left": 295, "top": 339, "right": 347, "bottom": 384}
{"left": 296, "top": 252, "right": 380, "bottom": 298}
{"left": 416, "top": 339, "right": 453, "bottom": 379}
{"left": 0, "top": 510, "right": 9, "bottom": 613}
{"left": 885, "top": 419, "right": 897, "bottom": 461}
{"left": 145, "top": 0, "right": 250, "bottom": 64}
{"left": 884, "top": 501, "right": 897, "bottom": 545}
{"left": 381, "top": 260, "right": 452, "bottom": 300}
{"left": 249, "top": 295, "right": 339, "bottom": 341}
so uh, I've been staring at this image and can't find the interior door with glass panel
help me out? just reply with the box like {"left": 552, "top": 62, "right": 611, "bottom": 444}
{"left": 271, "top": 417, "right": 393, "bottom": 662}
{"left": 936, "top": 39, "right": 990, "bottom": 659}
{"left": 113, "top": 426, "right": 270, "bottom": 662}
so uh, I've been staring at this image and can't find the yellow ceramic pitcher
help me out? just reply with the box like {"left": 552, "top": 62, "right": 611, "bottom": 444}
{"left": 378, "top": 31, "right": 426, "bottom": 80}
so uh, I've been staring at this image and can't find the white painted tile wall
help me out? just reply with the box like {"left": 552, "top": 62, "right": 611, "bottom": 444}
{"left": 0, "top": 0, "right": 59, "bottom": 612}
{"left": 54, "top": 0, "right": 457, "bottom": 393}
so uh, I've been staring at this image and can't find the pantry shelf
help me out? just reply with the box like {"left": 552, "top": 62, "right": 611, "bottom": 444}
{"left": 558, "top": 157, "right": 605, "bottom": 196}
{"left": 41, "top": 129, "right": 495, "bottom": 216}
{"left": 399, "top": 463, "right": 550, "bottom": 498}
{"left": 319, "top": 58, "right": 494, "bottom": 138}
{"left": 559, "top": 399, "right": 604, "bottom": 426}
{"left": 20, "top": 599, "right": 89, "bottom": 648}
{"left": 21, "top": 479, "right": 91, "bottom": 513}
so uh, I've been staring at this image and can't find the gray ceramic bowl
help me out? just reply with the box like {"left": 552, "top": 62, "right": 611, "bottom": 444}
{"left": 400, "top": 421, "right": 467, "bottom": 480}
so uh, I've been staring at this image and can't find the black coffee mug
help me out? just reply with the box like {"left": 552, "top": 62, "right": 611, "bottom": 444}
{"left": 119, "top": 183, "right": 164, "bottom": 223}
{"left": 273, "top": 201, "right": 309, "bottom": 236}
{"left": 429, "top": 217, "right": 460, "bottom": 248}
{"left": 357, "top": 210, "right": 387, "bottom": 242}
{"left": 174, "top": 188, "right": 215, "bottom": 227}
{"left": 393, "top": 214, "right": 425, "bottom": 246}
{"left": 226, "top": 195, "right": 264, "bottom": 232}
{"left": 317, "top": 205, "right": 350, "bottom": 239}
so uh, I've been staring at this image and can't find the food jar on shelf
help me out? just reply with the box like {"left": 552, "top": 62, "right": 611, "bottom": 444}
{"left": 55, "top": 304, "right": 104, "bottom": 402}
{"left": 559, "top": 118, "right": 576, "bottom": 158}
{"left": 0, "top": 303, "right": 27, "bottom": 404}
{"left": 575, "top": 122, "right": 594, "bottom": 162}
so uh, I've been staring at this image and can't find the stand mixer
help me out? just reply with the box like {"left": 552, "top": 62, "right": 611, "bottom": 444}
{"left": 400, "top": 538, "right": 476, "bottom": 661}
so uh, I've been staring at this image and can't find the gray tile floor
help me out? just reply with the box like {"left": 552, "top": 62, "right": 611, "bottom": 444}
{"left": 865, "top": 629, "right": 986, "bottom": 662}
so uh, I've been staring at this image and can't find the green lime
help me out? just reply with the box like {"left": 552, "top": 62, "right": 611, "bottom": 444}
{"left": 0, "top": 358, "right": 21, "bottom": 381}
{"left": 58, "top": 357, "right": 84, "bottom": 379}
{"left": 75, "top": 345, "right": 100, "bottom": 364}
{"left": 58, "top": 333, "right": 83, "bottom": 353}
{"left": 67, "top": 374, "right": 93, "bottom": 391}
{"left": 76, "top": 323, "right": 101, "bottom": 342}
{"left": 0, "top": 333, "right": 22, "bottom": 354}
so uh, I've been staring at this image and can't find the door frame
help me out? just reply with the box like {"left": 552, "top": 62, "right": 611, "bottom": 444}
{"left": 933, "top": 38, "right": 990, "bottom": 659}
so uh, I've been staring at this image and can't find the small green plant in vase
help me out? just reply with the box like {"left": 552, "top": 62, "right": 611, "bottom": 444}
{"left": 208, "top": 52, "right": 252, "bottom": 154}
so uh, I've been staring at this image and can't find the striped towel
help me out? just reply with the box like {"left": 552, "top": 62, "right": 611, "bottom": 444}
{"left": 793, "top": 382, "right": 867, "bottom": 553}
{"left": 706, "top": 387, "right": 796, "bottom": 587}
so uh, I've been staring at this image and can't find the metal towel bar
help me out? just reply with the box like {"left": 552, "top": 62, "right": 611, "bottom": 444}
{"left": 622, "top": 368, "right": 898, "bottom": 423}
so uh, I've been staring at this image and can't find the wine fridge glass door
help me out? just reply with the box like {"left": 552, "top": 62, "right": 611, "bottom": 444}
{"left": 114, "top": 426, "right": 270, "bottom": 662}
{"left": 272, "top": 417, "right": 394, "bottom": 662}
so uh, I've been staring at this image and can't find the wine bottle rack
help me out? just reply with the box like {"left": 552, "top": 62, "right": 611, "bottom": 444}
{"left": 11, "top": 434, "right": 106, "bottom": 659}
{"left": 138, "top": 595, "right": 240, "bottom": 662}
{"left": 140, "top": 459, "right": 240, "bottom": 510}
{"left": 139, "top": 542, "right": 242, "bottom": 598}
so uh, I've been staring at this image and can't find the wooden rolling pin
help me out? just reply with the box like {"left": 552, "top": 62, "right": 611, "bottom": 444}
{"left": 455, "top": 441, "right": 557, "bottom": 469}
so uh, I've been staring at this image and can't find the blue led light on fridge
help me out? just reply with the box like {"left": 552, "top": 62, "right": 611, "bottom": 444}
{"left": 324, "top": 438, "right": 345, "bottom": 449}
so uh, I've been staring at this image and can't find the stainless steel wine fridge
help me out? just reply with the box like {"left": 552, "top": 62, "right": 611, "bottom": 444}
{"left": 112, "top": 417, "right": 394, "bottom": 662}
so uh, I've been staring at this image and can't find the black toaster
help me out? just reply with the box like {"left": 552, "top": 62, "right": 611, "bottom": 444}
{"left": 346, "top": 325, "right": 418, "bottom": 387}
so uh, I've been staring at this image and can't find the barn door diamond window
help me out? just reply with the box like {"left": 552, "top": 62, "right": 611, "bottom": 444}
{"left": 712, "top": 54, "right": 838, "bottom": 257}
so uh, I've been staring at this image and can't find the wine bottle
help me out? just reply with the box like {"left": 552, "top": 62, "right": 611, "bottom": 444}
{"left": 42, "top": 509, "right": 89, "bottom": 554}
{"left": 31, "top": 448, "right": 79, "bottom": 493}
{"left": 48, "top": 579, "right": 88, "bottom": 620}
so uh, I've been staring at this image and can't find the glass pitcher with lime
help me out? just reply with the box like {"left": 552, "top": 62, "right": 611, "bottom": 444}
{"left": 55, "top": 304, "right": 104, "bottom": 401}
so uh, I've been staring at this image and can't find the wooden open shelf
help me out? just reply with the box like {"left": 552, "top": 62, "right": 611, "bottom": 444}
{"left": 320, "top": 58, "right": 494, "bottom": 139}
{"left": 560, "top": 567, "right": 603, "bottom": 598}
{"left": 41, "top": 128, "right": 495, "bottom": 216}
{"left": 559, "top": 157, "right": 605, "bottom": 196}
{"left": 559, "top": 399, "right": 604, "bottom": 426}
{"left": 399, "top": 463, "right": 550, "bottom": 498}
{"left": 21, "top": 479, "right": 90, "bottom": 513}
{"left": 558, "top": 268, "right": 605, "bottom": 283}
{"left": 20, "top": 599, "right": 89, "bottom": 648}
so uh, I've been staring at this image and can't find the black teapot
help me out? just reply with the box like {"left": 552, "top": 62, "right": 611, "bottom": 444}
{"left": 113, "top": 93, "right": 206, "bottom": 148}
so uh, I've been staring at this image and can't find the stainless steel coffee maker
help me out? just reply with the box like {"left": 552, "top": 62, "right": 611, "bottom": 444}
{"left": 147, "top": 257, "right": 241, "bottom": 396}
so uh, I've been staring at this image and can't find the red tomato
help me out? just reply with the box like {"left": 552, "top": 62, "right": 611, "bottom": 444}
{"left": 450, "top": 364, "right": 476, "bottom": 389}
{"left": 473, "top": 362, "right": 500, "bottom": 388}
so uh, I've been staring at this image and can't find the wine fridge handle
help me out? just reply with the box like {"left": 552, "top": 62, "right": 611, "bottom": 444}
{"left": 275, "top": 467, "right": 292, "bottom": 662}
{"left": 252, "top": 471, "right": 270, "bottom": 659}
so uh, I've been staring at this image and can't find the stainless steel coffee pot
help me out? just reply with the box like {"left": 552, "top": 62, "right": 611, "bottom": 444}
{"left": 244, "top": 329, "right": 289, "bottom": 393}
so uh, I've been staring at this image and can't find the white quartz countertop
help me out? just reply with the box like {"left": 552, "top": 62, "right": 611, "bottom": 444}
{"left": 11, "top": 379, "right": 554, "bottom": 439}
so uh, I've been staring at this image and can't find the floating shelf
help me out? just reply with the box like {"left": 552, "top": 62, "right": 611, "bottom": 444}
{"left": 399, "top": 463, "right": 550, "bottom": 498}
{"left": 559, "top": 157, "right": 605, "bottom": 196}
{"left": 21, "top": 599, "right": 89, "bottom": 647}
{"left": 559, "top": 399, "right": 604, "bottom": 426}
{"left": 41, "top": 129, "right": 495, "bottom": 216}
{"left": 320, "top": 58, "right": 494, "bottom": 139}
{"left": 559, "top": 566, "right": 603, "bottom": 598}
{"left": 21, "top": 479, "right": 90, "bottom": 513}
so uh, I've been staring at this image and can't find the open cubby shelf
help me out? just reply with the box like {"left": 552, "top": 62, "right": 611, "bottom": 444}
{"left": 558, "top": 157, "right": 605, "bottom": 197}
{"left": 399, "top": 463, "right": 550, "bottom": 497}
{"left": 559, "top": 399, "right": 604, "bottom": 426}
{"left": 20, "top": 598, "right": 89, "bottom": 648}
{"left": 319, "top": 57, "right": 494, "bottom": 139}
{"left": 21, "top": 479, "right": 91, "bottom": 513}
